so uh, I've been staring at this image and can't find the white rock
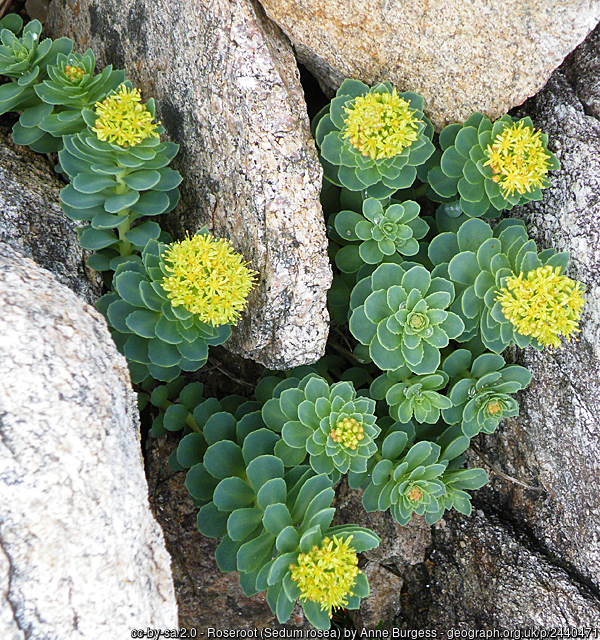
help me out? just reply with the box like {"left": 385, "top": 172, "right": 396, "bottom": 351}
{"left": 0, "top": 244, "right": 177, "bottom": 639}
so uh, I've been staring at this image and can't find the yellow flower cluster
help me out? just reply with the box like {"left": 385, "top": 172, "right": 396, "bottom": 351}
{"left": 160, "top": 234, "right": 256, "bottom": 327}
{"left": 289, "top": 535, "right": 360, "bottom": 617}
{"left": 92, "top": 85, "right": 159, "bottom": 148}
{"left": 342, "top": 89, "right": 420, "bottom": 160}
{"left": 405, "top": 485, "right": 423, "bottom": 502}
{"left": 496, "top": 265, "right": 585, "bottom": 349}
{"left": 330, "top": 417, "right": 365, "bottom": 450}
{"left": 483, "top": 121, "right": 551, "bottom": 198}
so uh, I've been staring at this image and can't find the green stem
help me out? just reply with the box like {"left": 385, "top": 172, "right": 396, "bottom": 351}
{"left": 160, "top": 398, "right": 203, "bottom": 435}
{"left": 115, "top": 171, "right": 133, "bottom": 256}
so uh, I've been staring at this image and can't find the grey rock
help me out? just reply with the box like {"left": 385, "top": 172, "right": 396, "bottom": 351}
{"left": 0, "top": 244, "right": 178, "bottom": 639}
{"left": 256, "top": 0, "right": 600, "bottom": 130}
{"left": 399, "top": 511, "right": 600, "bottom": 629}
{"left": 145, "top": 433, "right": 312, "bottom": 632}
{"left": 478, "top": 50, "right": 600, "bottom": 590}
{"left": 46, "top": 0, "right": 332, "bottom": 370}
{"left": 0, "top": 125, "right": 101, "bottom": 305}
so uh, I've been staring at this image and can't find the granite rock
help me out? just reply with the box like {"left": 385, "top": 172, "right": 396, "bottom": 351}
{"left": 257, "top": 0, "right": 600, "bottom": 129}
{"left": 46, "top": 0, "right": 331, "bottom": 370}
{"left": 0, "top": 244, "right": 177, "bottom": 639}
{"left": 0, "top": 125, "right": 101, "bottom": 304}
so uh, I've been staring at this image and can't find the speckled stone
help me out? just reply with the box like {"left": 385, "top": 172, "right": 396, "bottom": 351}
{"left": 0, "top": 244, "right": 178, "bottom": 638}
{"left": 257, "top": 0, "right": 600, "bottom": 130}
{"left": 0, "top": 125, "right": 101, "bottom": 304}
{"left": 46, "top": 0, "right": 332, "bottom": 370}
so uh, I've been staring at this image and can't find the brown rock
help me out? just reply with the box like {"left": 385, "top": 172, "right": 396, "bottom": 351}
{"left": 257, "top": 0, "right": 600, "bottom": 129}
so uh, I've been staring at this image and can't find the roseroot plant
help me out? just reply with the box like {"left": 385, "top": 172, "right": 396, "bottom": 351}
{"left": 0, "top": 17, "right": 73, "bottom": 151}
{"left": 349, "top": 263, "right": 464, "bottom": 374}
{"left": 333, "top": 197, "right": 429, "bottom": 273}
{"left": 314, "top": 79, "right": 435, "bottom": 199}
{"left": 174, "top": 405, "right": 380, "bottom": 628}
{"left": 441, "top": 350, "right": 532, "bottom": 437}
{"left": 427, "top": 113, "right": 560, "bottom": 217}
{"left": 12, "top": 48, "right": 126, "bottom": 151}
{"left": 260, "top": 374, "right": 380, "bottom": 478}
{"left": 427, "top": 217, "right": 576, "bottom": 352}
{"left": 97, "top": 231, "right": 255, "bottom": 383}
{"left": 370, "top": 364, "right": 451, "bottom": 425}
{"left": 58, "top": 83, "right": 182, "bottom": 268}
{"left": 356, "top": 423, "right": 488, "bottom": 525}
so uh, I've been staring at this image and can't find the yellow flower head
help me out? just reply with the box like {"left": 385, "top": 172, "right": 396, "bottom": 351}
{"left": 483, "top": 121, "right": 551, "bottom": 198}
{"left": 289, "top": 535, "right": 360, "bottom": 618}
{"left": 342, "top": 89, "right": 420, "bottom": 160}
{"left": 160, "top": 234, "right": 257, "bottom": 327}
{"left": 496, "top": 265, "right": 585, "bottom": 349}
{"left": 330, "top": 417, "right": 365, "bottom": 450}
{"left": 92, "top": 85, "right": 160, "bottom": 148}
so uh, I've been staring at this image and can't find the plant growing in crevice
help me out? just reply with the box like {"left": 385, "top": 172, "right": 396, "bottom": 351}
{"left": 349, "top": 263, "right": 464, "bottom": 374}
{"left": 333, "top": 197, "right": 428, "bottom": 273}
{"left": 427, "top": 113, "right": 559, "bottom": 217}
{"left": 441, "top": 350, "right": 532, "bottom": 437}
{"left": 314, "top": 79, "right": 435, "bottom": 199}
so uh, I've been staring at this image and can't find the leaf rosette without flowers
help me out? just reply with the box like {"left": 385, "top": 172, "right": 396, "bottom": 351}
{"left": 427, "top": 113, "right": 559, "bottom": 218}
{"left": 349, "top": 263, "right": 464, "bottom": 374}
{"left": 261, "top": 374, "right": 380, "bottom": 477}
{"left": 441, "top": 350, "right": 532, "bottom": 437}
{"left": 334, "top": 198, "right": 429, "bottom": 274}
{"left": 314, "top": 80, "right": 435, "bottom": 199}
{"left": 370, "top": 364, "right": 452, "bottom": 424}
{"left": 427, "top": 217, "right": 572, "bottom": 353}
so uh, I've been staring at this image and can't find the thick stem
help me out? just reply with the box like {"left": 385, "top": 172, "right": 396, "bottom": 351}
{"left": 115, "top": 171, "right": 133, "bottom": 256}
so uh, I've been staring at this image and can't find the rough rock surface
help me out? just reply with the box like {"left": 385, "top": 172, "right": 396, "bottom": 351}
{"left": 145, "top": 434, "right": 312, "bottom": 632}
{"left": 393, "top": 32, "right": 600, "bottom": 627}
{"left": 0, "top": 244, "right": 178, "bottom": 638}
{"left": 256, "top": 0, "right": 600, "bottom": 129}
{"left": 398, "top": 511, "right": 600, "bottom": 629}
{"left": 480, "top": 43, "right": 600, "bottom": 590}
{"left": 0, "top": 125, "right": 101, "bottom": 304}
{"left": 46, "top": 0, "right": 332, "bottom": 370}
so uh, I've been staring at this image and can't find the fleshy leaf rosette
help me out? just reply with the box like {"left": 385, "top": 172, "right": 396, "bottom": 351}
{"left": 11, "top": 48, "right": 126, "bottom": 150}
{"left": 261, "top": 374, "right": 380, "bottom": 477}
{"left": 96, "top": 232, "right": 257, "bottom": 383}
{"left": 176, "top": 409, "right": 380, "bottom": 629}
{"left": 314, "top": 80, "right": 435, "bottom": 199}
{"left": 334, "top": 198, "right": 428, "bottom": 273}
{"left": 370, "top": 365, "right": 452, "bottom": 424}
{"left": 349, "top": 263, "right": 464, "bottom": 374}
{"left": 442, "top": 350, "right": 532, "bottom": 437}
{"left": 427, "top": 113, "right": 559, "bottom": 218}
{"left": 58, "top": 86, "right": 182, "bottom": 267}
{"left": 427, "top": 217, "right": 571, "bottom": 353}
{"left": 0, "top": 17, "right": 73, "bottom": 151}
